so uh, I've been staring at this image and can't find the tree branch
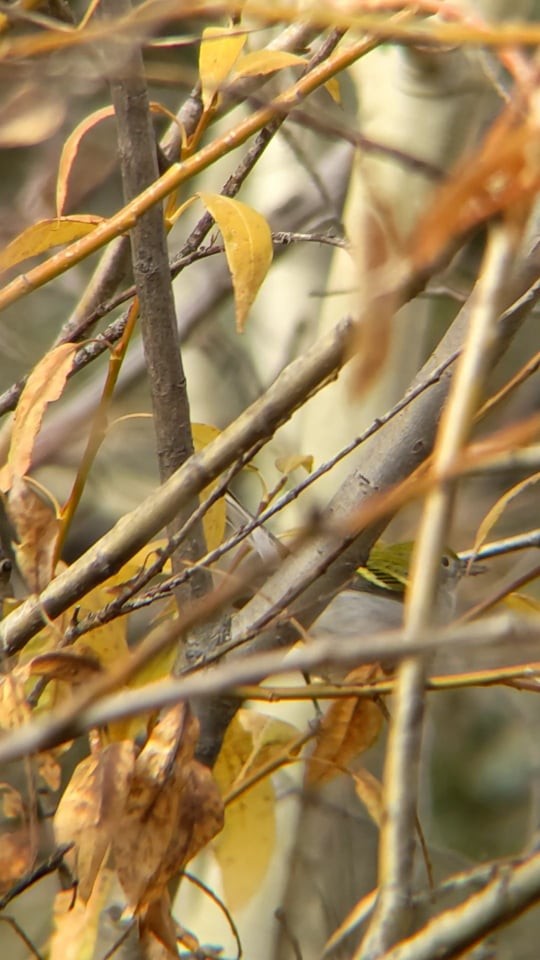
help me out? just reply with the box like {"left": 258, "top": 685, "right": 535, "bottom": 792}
{"left": 103, "top": 0, "right": 209, "bottom": 606}
{"left": 360, "top": 223, "right": 519, "bottom": 957}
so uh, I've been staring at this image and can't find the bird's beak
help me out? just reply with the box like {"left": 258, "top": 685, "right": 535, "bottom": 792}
{"left": 458, "top": 555, "right": 487, "bottom": 577}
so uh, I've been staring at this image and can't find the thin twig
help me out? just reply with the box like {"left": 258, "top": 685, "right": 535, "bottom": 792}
{"left": 360, "top": 224, "right": 518, "bottom": 958}
{"left": 0, "top": 611, "right": 533, "bottom": 765}
{"left": 0, "top": 843, "right": 73, "bottom": 911}
{"left": 182, "top": 871, "right": 243, "bottom": 960}
{"left": 375, "top": 846, "right": 540, "bottom": 960}
{"left": 0, "top": 314, "right": 353, "bottom": 657}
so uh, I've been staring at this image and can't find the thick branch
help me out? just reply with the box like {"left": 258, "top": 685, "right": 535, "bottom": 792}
{"left": 103, "top": 0, "right": 211, "bottom": 615}
{"left": 0, "top": 612, "right": 532, "bottom": 764}
{"left": 378, "top": 845, "right": 540, "bottom": 960}
{"left": 0, "top": 316, "right": 352, "bottom": 656}
{"left": 194, "top": 233, "right": 540, "bottom": 764}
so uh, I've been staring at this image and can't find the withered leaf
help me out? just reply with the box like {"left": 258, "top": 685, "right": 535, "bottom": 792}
{"left": 7, "top": 477, "right": 60, "bottom": 592}
{"left": 113, "top": 704, "right": 223, "bottom": 910}
{"left": 306, "top": 666, "right": 384, "bottom": 786}
{"left": 28, "top": 649, "right": 102, "bottom": 686}
{"left": 0, "top": 828, "right": 35, "bottom": 892}
{"left": 54, "top": 740, "right": 135, "bottom": 902}
{"left": 353, "top": 767, "right": 384, "bottom": 827}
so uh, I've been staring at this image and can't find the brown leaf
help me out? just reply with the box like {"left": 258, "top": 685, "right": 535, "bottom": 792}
{"left": 0, "top": 666, "right": 31, "bottom": 731}
{"left": 54, "top": 741, "right": 135, "bottom": 902}
{"left": 350, "top": 202, "right": 401, "bottom": 393}
{"left": 113, "top": 704, "right": 223, "bottom": 910}
{"left": 29, "top": 650, "right": 103, "bottom": 686}
{"left": 165, "top": 760, "right": 224, "bottom": 871}
{"left": 0, "top": 782, "right": 25, "bottom": 819}
{"left": 0, "top": 828, "right": 34, "bottom": 892}
{"left": 140, "top": 892, "right": 179, "bottom": 958}
{"left": 7, "top": 477, "right": 60, "bottom": 592}
{"left": 412, "top": 109, "right": 539, "bottom": 269}
{"left": 306, "top": 666, "right": 384, "bottom": 786}
{"left": 50, "top": 868, "right": 115, "bottom": 960}
{"left": 0, "top": 344, "right": 78, "bottom": 493}
{"left": 353, "top": 767, "right": 384, "bottom": 827}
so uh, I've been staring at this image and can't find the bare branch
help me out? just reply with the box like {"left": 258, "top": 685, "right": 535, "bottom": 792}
{"left": 360, "top": 224, "right": 520, "bottom": 956}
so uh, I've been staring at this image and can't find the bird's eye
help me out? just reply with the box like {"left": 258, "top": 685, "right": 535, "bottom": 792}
{"left": 441, "top": 555, "right": 450, "bottom": 567}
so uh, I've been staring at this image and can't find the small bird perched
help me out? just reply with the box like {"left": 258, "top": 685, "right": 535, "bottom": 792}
{"left": 311, "top": 541, "right": 470, "bottom": 640}
{"left": 225, "top": 492, "right": 477, "bottom": 639}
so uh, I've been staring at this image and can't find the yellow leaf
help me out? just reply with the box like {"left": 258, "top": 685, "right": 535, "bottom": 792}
{"left": 473, "top": 473, "right": 540, "bottom": 556}
{"left": 238, "top": 710, "right": 300, "bottom": 775}
{"left": 232, "top": 49, "right": 305, "bottom": 78}
{"left": 306, "top": 666, "right": 384, "bottom": 786}
{"left": 325, "top": 75, "right": 341, "bottom": 103}
{"left": 214, "top": 717, "right": 274, "bottom": 910}
{"left": 212, "top": 711, "right": 296, "bottom": 910}
{"left": 231, "top": 50, "right": 340, "bottom": 101}
{"left": 0, "top": 217, "right": 102, "bottom": 272}
{"left": 73, "top": 586, "right": 129, "bottom": 670}
{"left": 192, "top": 423, "right": 227, "bottom": 550}
{"left": 57, "top": 102, "right": 176, "bottom": 216}
{"left": 275, "top": 453, "right": 314, "bottom": 476}
{"left": 0, "top": 343, "right": 78, "bottom": 492}
{"left": 199, "top": 26, "right": 246, "bottom": 109}
{"left": 198, "top": 193, "right": 273, "bottom": 331}
{"left": 503, "top": 592, "right": 540, "bottom": 615}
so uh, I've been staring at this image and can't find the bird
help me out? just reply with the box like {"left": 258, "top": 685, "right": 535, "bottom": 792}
{"left": 225, "top": 491, "right": 476, "bottom": 642}
{"left": 310, "top": 541, "right": 472, "bottom": 641}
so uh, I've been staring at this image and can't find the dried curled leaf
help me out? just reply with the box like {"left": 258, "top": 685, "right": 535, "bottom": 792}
{"left": 7, "top": 478, "right": 60, "bottom": 592}
{"left": 0, "top": 344, "right": 78, "bottom": 492}
{"left": 112, "top": 704, "right": 223, "bottom": 910}
{"left": 54, "top": 741, "right": 136, "bottom": 903}
{"left": 306, "top": 666, "right": 384, "bottom": 786}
